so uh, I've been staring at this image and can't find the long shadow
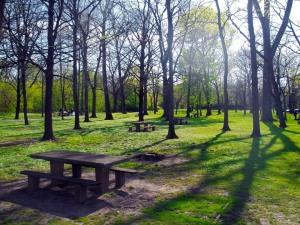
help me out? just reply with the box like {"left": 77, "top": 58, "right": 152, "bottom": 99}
{"left": 220, "top": 137, "right": 261, "bottom": 224}
{"left": 220, "top": 122, "right": 299, "bottom": 224}
{"left": 120, "top": 123, "right": 299, "bottom": 224}
{"left": 121, "top": 139, "right": 168, "bottom": 155}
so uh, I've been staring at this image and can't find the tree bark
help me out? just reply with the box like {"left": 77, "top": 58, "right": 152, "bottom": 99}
{"left": 248, "top": 0, "right": 261, "bottom": 137}
{"left": 116, "top": 47, "right": 126, "bottom": 114}
{"left": 166, "top": 0, "right": 177, "bottom": 139}
{"left": 215, "top": 0, "right": 230, "bottom": 132}
{"left": 186, "top": 65, "right": 192, "bottom": 118}
{"left": 253, "top": 0, "right": 292, "bottom": 128}
{"left": 20, "top": 60, "right": 29, "bottom": 125}
{"left": 72, "top": 0, "right": 81, "bottom": 130}
{"left": 42, "top": 0, "right": 56, "bottom": 140}
{"left": 91, "top": 50, "right": 100, "bottom": 118}
{"left": 15, "top": 64, "right": 21, "bottom": 120}
{"left": 0, "top": 0, "right": 5, "bottom": 39}
{"left": 82, "top": 36, "right": 90, "bottom": 122}
{"left": 102, "top": 20, "right": 113, "bottom": 120}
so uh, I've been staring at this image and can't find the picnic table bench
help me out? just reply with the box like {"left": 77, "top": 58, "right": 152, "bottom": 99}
{"left": 21, "top": 151, "right": 137, "bottom": 202}
{"left": 174, "top": 117, "right": 188, "bottom": 125}
{"left": 129, "top": 121, "right": 156, "bottom": 132}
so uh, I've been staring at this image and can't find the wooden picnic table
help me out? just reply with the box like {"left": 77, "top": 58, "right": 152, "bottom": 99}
{"left": 131, "top": 121, "right": 154, "bottom": 132}
{"left": 30, "top": 151, "right": 131, "bottom": 193}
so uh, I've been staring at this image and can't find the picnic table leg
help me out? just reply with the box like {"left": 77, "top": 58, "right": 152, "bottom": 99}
{"left": 95, "top": 167, "right": 110, "bottom": 193}
{"left": 72, "top": 164, "right": 82, "bottom": 178}
{"left": 50, "top": 161, "right": 64, "bottom": 175}
{"left": 135, "top": 124, "right": 140, "bottom": 132}
{"left": 50, "top": 161, "right": 64, "bottom": 186}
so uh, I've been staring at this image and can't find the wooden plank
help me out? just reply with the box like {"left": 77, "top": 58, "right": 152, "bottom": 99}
{"left": 110, "top": 167, "right": 137, "bottom": 174}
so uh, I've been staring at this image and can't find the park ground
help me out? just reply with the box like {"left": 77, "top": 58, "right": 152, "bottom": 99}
{"left": 0, "top": 111, "right": 299, "bottom": 225}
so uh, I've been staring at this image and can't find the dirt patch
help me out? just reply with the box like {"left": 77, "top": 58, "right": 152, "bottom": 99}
{"left": 156, "top": 155, "right": 189, "bottom": 166}
{"left": 0, "top": 164, "right": 183, "bottom": 223}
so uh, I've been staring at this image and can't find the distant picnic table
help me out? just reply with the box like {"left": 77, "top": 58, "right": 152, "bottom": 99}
{"left": 21, "top": 151, "right": 137, "bottom": 202}
{"left": 174, "top": 117, "right": 188, "bottom": 125}
{"left": 129, "top": 121, "right": 156, "bottom": 132}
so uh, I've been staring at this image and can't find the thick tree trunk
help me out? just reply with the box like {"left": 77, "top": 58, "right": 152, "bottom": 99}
{"left": 253, "top": 0, "right": 292, "bottom": 127}
{"left": 261, "top": 26, "right": 273, "bottom": 122}
{"left": 42, "top": 0, "right": 55, "bottom": 141}
{"left": 102, "top": 22, "right": 113, "bottom": 120}
{"left": 166, "top": 0, "right": 177, "bottom": 139}
{"left": 72, "top": 0, "right": 81, "bottom": 130}
{"left": 248, "top": 0, "right": 261, "bottom": 137}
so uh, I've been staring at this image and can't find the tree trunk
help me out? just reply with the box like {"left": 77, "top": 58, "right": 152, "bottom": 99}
{"left": 138, "top": 32, "right": 146, "bottom": 121}
{"left": 186, "top": 65, "right": 192, "bottom": 118}
{"left": 119, "top": 77, "right": 126, "bottom": 114}
{"left": 20, "top": 60, "right": 29, "bottom": 125}
{"left": 253, "top": 0, "right": 292, "bottom": 127}
{"left": 82, "top": 38, "right": 90, "bottom": 122}
{"left": 90, "top": 49, "right": 100, "bottom": 118}
{"left": 166, "top": 0, "right": 177, "bottom": 139}
{"left": 42, "top": 0, "right": 55, "bottom": 141}
{"left": 59, "top": 34, "right": 64, "bottom": 120}
{"left": 215, "top": 83, "right": 221, "bottom": 115}
{"left": 15, "top": 64, "right": 21, "bottom": 120}
{"left": 41, "top": 72, "right": 44, "bottom": 117}
{"left": 72, "top": 0, "right": 81, "bottom": 130}
{"left": 215, "top": 0, "right": 230, "bottom": 132}
{"left": 0, "top": 0, "right": 5, "bottom": 39}
{"left": 143, "top": 84, "right": 148, "bottom": 115}
{"left": 102, "top": 21, "right": 113, "bottom": 120}
{"left": 248, "top": 0, "right": 261, "bottom": 137}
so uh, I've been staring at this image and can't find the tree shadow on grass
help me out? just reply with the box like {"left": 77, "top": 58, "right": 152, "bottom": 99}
{"left": 119, "top": 124, "right": 299, "bottom": 224}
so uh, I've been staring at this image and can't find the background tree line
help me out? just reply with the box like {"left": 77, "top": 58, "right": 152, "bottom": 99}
{"left": 0, "top": 0, "right": 299, "bottom": 140}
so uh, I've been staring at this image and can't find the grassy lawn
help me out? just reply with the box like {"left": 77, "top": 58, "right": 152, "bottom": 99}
{"left": 0, "top": 111, "right": 299, "bottom": 225}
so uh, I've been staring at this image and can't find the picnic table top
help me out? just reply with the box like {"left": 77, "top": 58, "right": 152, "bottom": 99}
{"left": 30, "top": 151, "right": 131, "bottom": 167}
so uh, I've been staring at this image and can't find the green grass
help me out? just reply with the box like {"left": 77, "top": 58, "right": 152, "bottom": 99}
{"left": 0, "top": 111, "right": 299, "bottom": 224}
